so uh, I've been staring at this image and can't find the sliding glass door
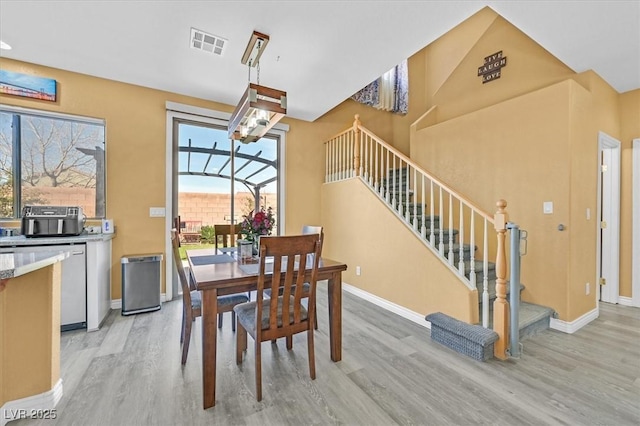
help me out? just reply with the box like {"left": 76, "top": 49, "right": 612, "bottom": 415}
{"left": 172, "top": 118, "right": 280, "bottom": 251}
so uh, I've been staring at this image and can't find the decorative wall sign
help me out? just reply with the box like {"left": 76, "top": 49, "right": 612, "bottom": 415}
{"left": 477, "top": 51, "right": 507, "bottom": 84}
{"left": 0, "top": 69, "right": 57, "bottom": 101}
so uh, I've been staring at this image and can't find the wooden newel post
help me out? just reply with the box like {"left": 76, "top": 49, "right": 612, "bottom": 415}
{"left": 493, "top": 199, "right": 509, "bottom": 360}
{"left": 353, "top": 114, "right": 361, "bottom": 177}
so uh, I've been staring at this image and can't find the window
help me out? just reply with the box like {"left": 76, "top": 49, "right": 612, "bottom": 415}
{"left": 0, "top": 105, "right": 106, "bottom": 218}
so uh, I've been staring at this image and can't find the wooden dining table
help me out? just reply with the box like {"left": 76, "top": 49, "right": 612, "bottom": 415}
{"left": 186, "top": 248, "right": 348, "bottom": 409}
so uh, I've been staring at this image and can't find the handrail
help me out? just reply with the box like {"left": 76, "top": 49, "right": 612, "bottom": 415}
{"left": 357, "top": 126, "right": 494, "bottom": 224}
{"left": 325, "top": 115, "right": 507, "bottom": 335}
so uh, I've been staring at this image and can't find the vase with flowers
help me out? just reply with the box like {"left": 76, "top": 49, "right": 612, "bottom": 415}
{"left": 240, "top": 206, "right": 275, "bottom": 255}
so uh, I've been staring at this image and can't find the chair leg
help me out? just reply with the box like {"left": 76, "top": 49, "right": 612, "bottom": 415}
{"left": 231, "top": 311, "right": 237, "bottom": 332}
{"left": 218, "top": 312, "right": 223, "bottom": 329}
{"left": 236, "top": 323, "right": 246, "bottom": 365}
{"left": 255, "top": 339, "right": 262, "bottom": 402}
{"left": 181, "top": 315, "right": 192, "bottom": 365}
{"left": 180, "top": 308, "right": 186, "bottom": 343}
{"left": 307, "top": 325, "right": 316, "bottom": 380}
{"left": 286, "top": 335, "right": 293, "bottom": 350}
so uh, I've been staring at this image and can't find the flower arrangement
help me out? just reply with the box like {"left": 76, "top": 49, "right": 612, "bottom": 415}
{"left": 240, "top": 206, "right": 275, "bottom": 242}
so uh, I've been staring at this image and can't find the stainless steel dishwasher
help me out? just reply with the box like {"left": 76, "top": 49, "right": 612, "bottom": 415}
{"left": 0, "top": 243, "right": 87, "bottom": 331}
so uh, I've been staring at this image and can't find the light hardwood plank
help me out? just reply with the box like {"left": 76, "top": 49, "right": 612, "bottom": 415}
{"left": 11, "top": 292, "right": 640, "bottom": 426}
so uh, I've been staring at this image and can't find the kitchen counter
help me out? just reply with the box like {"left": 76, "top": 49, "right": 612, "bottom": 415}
{"left": 0, "top": 250, "right": 67, "bottom": 423}
{"left": 0, "top": 232, "right": 114, "bottom": 247}
{"left": 0, "top": 232, "right": 115, "bottom": 332}
{"left": 0, "top": 250, "right": 69, "bottom": 280}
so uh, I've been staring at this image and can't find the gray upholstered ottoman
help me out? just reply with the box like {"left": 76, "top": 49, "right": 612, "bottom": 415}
{"left": 425, "top": 312, "right": 499, "bottom": 361}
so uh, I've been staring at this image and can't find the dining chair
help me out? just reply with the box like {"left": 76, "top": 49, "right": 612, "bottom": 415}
{"left": 213, "top": 223, "right": 251, "bottom": 303}
{"left": 171, "top": 229, "right": 248, "bottom": 364}
{"left": 233, "top": 233, "right": 322, "bottom": 401}
{"left": 264, "top": 225, "right": 323, "bottom": 331}
{"left": 213, "top": 224, "right": 242, "bottom": 252}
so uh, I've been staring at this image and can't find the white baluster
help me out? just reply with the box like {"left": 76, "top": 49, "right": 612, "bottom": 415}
{"left": 410, "top": 167, "right": 416, "bottom": 224}
{"left": 374, "top": 141, "right": 379, "bottom": 192}
{"left": 448, "top": 193, "right": 454, "bottom": 265}
{"left": 395, "top": 159, "right": 402, "bottom": 216}
{"left": 458, "top": 200, "right": 465, "bottom": 274}
{"left": 348, "top": 132, "right": 352, "bottom": 178}
{"left": 469, "top": 212, "right": 476, "bottom": 286}
{"left": 421, "top": 175, "right": 426, "bottom": 238}
{"left": 430, "top": 180, "right": 435, "bottom": 246}
{"left": 482, "top": 218, "right": 489, "bottom": 328}
{"left": 438, "top": 186, "right": 444, "bottom": 255}
{"left": 337, "top": 135, "right": 341, "bottom": 180}
{"left": 392, "top": 156, "right": 397, "bottom": 209}
{"left": 385, "top": 149, "right": 390, "bottom": 203}
{"left": 331, "top": 138, "right": 335, "bottom": 181}
{"left": 363, "top": 135, "right": 369, "bottom": 183}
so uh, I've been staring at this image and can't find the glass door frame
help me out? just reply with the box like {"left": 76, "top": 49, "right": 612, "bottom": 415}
{"left": 164, "top": 103, "right": 287, "bottom": 300}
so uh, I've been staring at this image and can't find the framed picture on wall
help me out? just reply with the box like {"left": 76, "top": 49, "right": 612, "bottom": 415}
{"left": 0, "top": 69, "right": 57, "bottom": 101}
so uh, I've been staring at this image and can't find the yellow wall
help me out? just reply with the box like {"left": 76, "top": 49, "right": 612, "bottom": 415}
{"left": 0, "top": 262, "right": 61, "bottom": 405}
{"left": 619, "top": 89, "right": 640, "bottom": 298}
{"left": 321, "top": 178, "right": 477, "bottom": 322}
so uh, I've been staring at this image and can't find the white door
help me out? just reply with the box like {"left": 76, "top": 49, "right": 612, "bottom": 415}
{"left": 598, "top": 132, "right": 621, "bottom": 304}
{"left": 633, "top": 139, "right": 640, "bottom": 307}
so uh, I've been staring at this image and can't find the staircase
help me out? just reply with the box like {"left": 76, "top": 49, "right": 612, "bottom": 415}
{"left": 325, "top": 115, "right": 554, "bottom": 354}
{"left": 390, "top": 168, "right": 553, "bottom": 342}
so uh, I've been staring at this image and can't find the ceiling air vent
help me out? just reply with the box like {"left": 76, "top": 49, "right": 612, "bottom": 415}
{"left": 190, "top": 28, "right": 227, "bottom": 56}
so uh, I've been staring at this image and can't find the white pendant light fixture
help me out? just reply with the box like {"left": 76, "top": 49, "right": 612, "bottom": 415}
{"left": 228, "top": 30, "right": 287, "bottom": 144}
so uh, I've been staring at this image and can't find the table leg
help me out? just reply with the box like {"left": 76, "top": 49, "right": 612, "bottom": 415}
{"left": 202, "top": 289, "right": 218, "bottom": 409}
{"left": 327, "top": 271, "right": 342, "bottom": 362}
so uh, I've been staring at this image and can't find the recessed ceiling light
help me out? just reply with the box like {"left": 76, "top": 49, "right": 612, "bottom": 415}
{"left": 0, "top": 41, "right": 12, "bottom": 50}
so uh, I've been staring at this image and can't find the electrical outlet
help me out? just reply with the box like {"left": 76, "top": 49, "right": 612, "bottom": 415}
{"left": 356, "top": 266, "right": 361, "bottom": 276}
{"left": 586, "top": 282, "right": 590, "bottom": 295}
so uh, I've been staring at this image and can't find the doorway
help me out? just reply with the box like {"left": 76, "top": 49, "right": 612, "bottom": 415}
{"left": 173, "top": 119, "right": 280, "bottom": 240}
{"left": 597, "top": 132, "right": 621, "bottom": 304}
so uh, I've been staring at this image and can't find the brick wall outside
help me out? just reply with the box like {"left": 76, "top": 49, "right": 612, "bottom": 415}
{"left": 23, "top": 187, "right": 97, "bottom": 217}
{"left": 178, "top": 191, "right": 277, "bottom": 231}
{"left": 20, "top": 187, "right": 276, "bottom": 230}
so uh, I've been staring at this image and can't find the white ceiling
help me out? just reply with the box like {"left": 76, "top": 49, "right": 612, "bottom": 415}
{"left": 0, "top": 1, "right": 638, "bottom": 122}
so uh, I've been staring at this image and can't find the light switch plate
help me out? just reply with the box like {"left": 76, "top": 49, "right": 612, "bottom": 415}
{"left": 149, "top": 207, "right": 166, "bottom": 217}
{"left": 543, "top": 201, "right": 553, "bottom": 214}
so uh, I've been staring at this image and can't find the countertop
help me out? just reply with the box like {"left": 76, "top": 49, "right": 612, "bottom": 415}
{"left": 0, "top": 232, "right": 115, "bottom": 247}
{"left": 0, "top": 250, "right": 69, "bottom": 279}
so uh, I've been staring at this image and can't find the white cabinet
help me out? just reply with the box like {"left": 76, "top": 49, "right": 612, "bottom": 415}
{"left": 0, "top": 234, "right": 113, "bottom": 332}
{"left": 0, "top": 243, "right": 87, "bottom": 330}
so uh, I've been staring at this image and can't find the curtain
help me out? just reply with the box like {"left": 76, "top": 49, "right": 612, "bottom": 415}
{"left": 351, "top": 59, "right": 408, "bottom": 114}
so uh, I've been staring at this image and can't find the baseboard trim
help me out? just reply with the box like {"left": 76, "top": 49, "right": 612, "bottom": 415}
{"left": 618, "top": 296, "right": 637, "bottom": 307}
{"left": 342, "top": 282, "right": 430, "bottom": 329}
{"left": 0, "top": 379, "right": 63, "bottom": 426}
{"left": 549, "top": 307, "right": 599, "bottom": 334}
{"left": 110, "top": 293, "right": 167, "bottom": 310}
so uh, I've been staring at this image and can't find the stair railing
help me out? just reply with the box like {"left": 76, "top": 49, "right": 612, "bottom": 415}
{"left": 325, "top": 115, "right": 505, "bottom": 331}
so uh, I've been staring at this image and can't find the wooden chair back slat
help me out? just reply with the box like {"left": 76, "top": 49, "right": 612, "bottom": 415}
{"left": 214, "top": 224, "right": 242, "bottom": 250}
{"left": 255, "top": 234, "right": 322, "bottom": 341}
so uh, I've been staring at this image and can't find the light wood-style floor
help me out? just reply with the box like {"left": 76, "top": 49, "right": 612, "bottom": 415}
{"left": 13, "top": 286, "right": 640, "bottom": 426}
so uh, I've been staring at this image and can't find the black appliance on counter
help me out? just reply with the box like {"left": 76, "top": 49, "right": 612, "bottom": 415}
{"left": 21, "top": 205, "right": 86, "bottom": 237}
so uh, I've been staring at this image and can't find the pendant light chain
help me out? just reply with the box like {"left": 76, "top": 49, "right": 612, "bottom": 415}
{"left": 257, "top": 62, "right": 260, "bottom": 87}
